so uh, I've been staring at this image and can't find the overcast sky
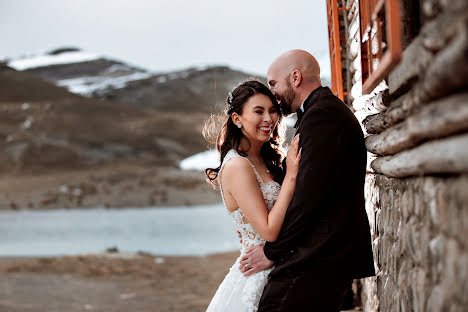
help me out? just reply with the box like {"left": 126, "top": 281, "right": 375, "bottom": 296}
{"left": 0, "top": 0, "right": 330, "bottom": 77}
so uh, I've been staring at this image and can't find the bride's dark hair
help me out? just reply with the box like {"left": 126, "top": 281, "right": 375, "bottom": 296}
{"left": 204, "top": 79, "right": 286, "bottom": 186}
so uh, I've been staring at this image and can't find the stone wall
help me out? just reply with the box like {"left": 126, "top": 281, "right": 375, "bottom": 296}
{"left": 363, "top": 174, "right": 468, "bottom": 311}
{"left": 341, "top": 0, "right": 468, "bottom": 310}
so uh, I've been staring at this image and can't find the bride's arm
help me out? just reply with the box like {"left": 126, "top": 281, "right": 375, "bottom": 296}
{"left": 221, "top": 137, "right": 301, "bottom": 242}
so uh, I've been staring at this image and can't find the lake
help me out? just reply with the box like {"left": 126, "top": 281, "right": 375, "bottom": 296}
{"left": 0, "top": 204, "right": 240, "bottom": 257}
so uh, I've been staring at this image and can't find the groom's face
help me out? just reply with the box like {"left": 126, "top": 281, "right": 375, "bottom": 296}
{"left": 268, "top": 76, "right": 296, "bottom": 116}
{"left": 267, "top": 74, "right": 296, "bottom": 116}
{"left": 275, "top": 78, "right": 296, "bottom": 116}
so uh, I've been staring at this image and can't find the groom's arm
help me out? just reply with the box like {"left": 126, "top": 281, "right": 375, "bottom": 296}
{"left": 264, "top": 107, "right": 344, "bottom": 263}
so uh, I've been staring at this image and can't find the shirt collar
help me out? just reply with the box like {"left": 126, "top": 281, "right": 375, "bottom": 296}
{"left": 296, "top": 86, "right": 326, "bottom": 114}
{"left": 299, "top": 101, "right": 305, "bottom": 112}
{"left": 294, "top": 86, "right": 327, "bottom": 129}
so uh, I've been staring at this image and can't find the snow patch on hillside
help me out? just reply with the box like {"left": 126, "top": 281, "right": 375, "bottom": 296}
{"left": 179, "top": 150, "right": 219, "bottom": 171}
{"left": 57, "top": 72, "right": 153, "bottom": 95}
{"left": 8, "top": 51, "right": 102, "bottom": 70}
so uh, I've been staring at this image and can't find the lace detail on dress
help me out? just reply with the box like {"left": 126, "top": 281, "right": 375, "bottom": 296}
{"left": 219, "top": 149, "right": 281, "bottom": 254}
{"left": 206, "top": 149, "right": 281, "bottom": 311}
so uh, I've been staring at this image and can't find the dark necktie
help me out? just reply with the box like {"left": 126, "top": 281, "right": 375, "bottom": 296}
{"left": 294, "top": 109, "right": 304, "bottom": 128}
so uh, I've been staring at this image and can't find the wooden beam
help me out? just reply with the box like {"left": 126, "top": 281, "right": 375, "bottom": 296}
{"left": 371, "top": 133, "right": 468, "bottom": 178}
{"left": 365, "top": 93, "right": 468, "bottom": 155}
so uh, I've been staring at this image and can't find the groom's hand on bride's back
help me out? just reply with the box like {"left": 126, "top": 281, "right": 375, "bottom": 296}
{"left": 239, "top": 245, "right": 273, "bottom": 276}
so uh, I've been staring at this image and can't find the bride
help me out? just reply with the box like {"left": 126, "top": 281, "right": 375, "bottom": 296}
{"left": 204, "top": 79, "right": 301, "bottom": 312}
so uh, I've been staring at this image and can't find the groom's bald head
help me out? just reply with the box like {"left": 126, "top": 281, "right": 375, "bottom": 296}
{"left": 267, "top": 50, "right": 322, "bottom": 114}
{"left": 268, "top": 49, "right": 321, "bottom": 85}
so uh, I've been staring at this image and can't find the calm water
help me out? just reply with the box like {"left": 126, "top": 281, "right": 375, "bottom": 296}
{"left": 0, "top": 204, "right": 239, "bottom": 257}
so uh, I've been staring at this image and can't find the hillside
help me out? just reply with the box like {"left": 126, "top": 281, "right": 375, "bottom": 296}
{"left": 0, "top": 49, "right": 267, "bottom": 209}
{"left": 1, "top": 49, "right": 262, "bottom": 172}
{"left": 0, "top": 66, "right": 220, "bottom": 209}
{"left": 0, "top": 67, "right": 202, "bottom": 172}
{"left": 12, "top": 48, "right": 263, "bottom": 112}
{"left": 100, "top": 66, "right": 259, "bottom": 112}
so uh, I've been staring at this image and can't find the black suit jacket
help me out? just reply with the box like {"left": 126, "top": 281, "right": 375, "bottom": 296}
{"left": 264, "top": 87, "right": 375, "bottom": 279}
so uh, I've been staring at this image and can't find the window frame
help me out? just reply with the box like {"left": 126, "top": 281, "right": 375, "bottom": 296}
{"left": 360, "top": 0, "right": 403, "bottom": 94}
{"left": 326, "top": 0, "right": 345, "bottom": 101}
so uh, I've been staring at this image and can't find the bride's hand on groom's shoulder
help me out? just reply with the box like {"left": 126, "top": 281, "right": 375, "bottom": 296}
{"left": 239, "top": 245, "right": 273, "bottom": 276}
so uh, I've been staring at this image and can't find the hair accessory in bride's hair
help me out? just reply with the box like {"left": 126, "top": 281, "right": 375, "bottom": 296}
{"left": 227, "top": 92, "right": 234, "bottom": 112}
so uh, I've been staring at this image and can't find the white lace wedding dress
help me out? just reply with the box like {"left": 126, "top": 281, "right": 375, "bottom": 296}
{"left": 206, "top": 149, "right": 281, "bottom": 312}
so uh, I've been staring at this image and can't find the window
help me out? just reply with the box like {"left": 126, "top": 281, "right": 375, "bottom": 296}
{"left": 360, "top": 0, "right": 403, "bottom": 94}
{"left": 327, "top": 0, "right": 351, "bottom": 105}
{"left": 326, "top": 0, "right": 345, "bottom": 102}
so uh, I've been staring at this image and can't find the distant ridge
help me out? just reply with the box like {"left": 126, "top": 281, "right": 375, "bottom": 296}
{"left": 0, "top": 48, "right": 265, "bottom": 173}
{"left": 47, "top": 47, "right": 81, "bottom": 55}
{"left": 6, "top": 47, "right": 263, "bottom": 113}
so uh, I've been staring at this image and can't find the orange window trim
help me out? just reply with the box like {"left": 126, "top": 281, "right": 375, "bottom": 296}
{"left": 360, "top": 0, "right": 402, "bottom": 94}
{"left": 326, "top": 0, "right": 344, "bottom": 101}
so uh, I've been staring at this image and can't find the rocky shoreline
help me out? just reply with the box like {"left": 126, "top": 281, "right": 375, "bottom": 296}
{"left": 0, "top": 163, "right": 220, "bottom": 211}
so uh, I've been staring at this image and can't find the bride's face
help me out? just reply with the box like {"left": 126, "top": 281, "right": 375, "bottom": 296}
{"left": 234, "top": 93, "right": 279, "bottom": 144}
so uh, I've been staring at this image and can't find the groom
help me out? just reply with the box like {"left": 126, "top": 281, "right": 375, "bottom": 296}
{"left": 239, "top": 50, "right": 375, "bottom": 311}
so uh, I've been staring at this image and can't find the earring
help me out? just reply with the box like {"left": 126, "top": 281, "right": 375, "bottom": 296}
{"left": 237, "top": 124, "right": 242, "bottom": 129}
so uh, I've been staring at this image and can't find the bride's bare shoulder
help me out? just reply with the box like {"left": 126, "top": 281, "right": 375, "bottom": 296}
{"left": 223, "top": 156, "right": 251, "bottom": 172}
{"left": 221, "top": 157, "right": 256, "bottom": 182}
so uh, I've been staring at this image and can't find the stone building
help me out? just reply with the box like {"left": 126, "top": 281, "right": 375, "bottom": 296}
{"left": 326, "top": 0, "right": 468, "bottom": 311}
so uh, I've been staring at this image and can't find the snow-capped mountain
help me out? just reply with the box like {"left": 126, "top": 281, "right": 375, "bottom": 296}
{"left": 5, "top": 47, "right": 261, "bottom": 112}
{"left": 0, "top": 47, "right": 267, "bottom": 174}
{"left": 7, "top": 47, "right": 153, "bottom": 97}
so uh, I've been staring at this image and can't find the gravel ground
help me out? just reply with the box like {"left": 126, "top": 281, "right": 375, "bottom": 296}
{"left": 0, "top": 252, "right": 239, "bottom": 312}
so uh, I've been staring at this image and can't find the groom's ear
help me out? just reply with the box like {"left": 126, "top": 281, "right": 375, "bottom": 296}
{"left": 291, "top": 69, "right": 302, "bottom": 87}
